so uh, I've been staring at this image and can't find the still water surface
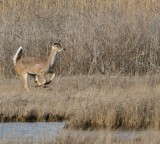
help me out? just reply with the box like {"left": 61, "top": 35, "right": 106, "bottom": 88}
{"left": 0, "top": 122, "right": 158, "bottom": 143}
{"left": 0, "top": 122, "right": 64, "bottom": 142}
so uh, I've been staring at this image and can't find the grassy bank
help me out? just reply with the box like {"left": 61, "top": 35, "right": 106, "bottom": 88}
{"left": 1, "top": 75, "right": 160, "bottom": 130}
{"left": 54, "top": 130, "right": 160, "bottom": 144}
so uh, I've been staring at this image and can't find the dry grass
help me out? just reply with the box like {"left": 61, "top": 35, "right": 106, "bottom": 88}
{"left": 1, "top": 130, "right": 160, "bottom": 144}
{"left": 54, "top": 130, "right": 160, "bottom": 144}
{"left": 1, "top": 0, "right": 160, "bottom": 77}
{"left": 1, "top": 0, "right": 160, "bottom": 143}
{"left": 1, "top": 75, "right": 160, "bottom": 130}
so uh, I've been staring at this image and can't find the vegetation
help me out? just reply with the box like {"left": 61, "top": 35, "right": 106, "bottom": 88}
{"left": 1, "top": 75, "right": 160, "bottom": 143}
{"left": 54, "top": 130, "right": 160, "bottom": 144}
{"left": 1, "top": 0, "right": 160, "bottom": 77}
{"left": 0, "top": 75, "right": 160, "bottom": 130}
{"left": 1, "top": 130, "right": 160, "bottom": 144}
{"left": 1, "top": 0, "right": 160, "bottom": 143}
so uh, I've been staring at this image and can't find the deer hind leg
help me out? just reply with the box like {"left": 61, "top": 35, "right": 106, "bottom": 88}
{"left": 20, "top": 73, "right": 29, "bottom": 92}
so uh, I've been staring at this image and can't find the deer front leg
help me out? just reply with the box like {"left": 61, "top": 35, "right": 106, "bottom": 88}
{"left": 34, "top": 75, "right": 38, "bottom": 83}
{"left": 34, "top": 75, "right": 41, "bottom": 86}
{"left": 37, "top": 73, "right": 47, "bottom": 87}
{"left": 50, "top": 73, "right": 55, "bottom": 81}
{"left": 35, "top": 73, "right": 55, "bottom": 87}
{"left": 44, "top": 73, "right": 56, "bottom": 85}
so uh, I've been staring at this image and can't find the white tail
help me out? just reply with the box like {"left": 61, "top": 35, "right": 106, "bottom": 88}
{"left": 13, "top": 46, "right": 22, "bottom": 66}
{"left": 13, "top": 42, "right": 65, "bottom": 92}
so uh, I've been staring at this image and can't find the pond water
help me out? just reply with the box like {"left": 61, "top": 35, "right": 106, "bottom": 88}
{"left": 0, "top": 122, "right": 64, "bottom": 143}
{"left": 0, "top": 122, "right": 159, "bottom": 143}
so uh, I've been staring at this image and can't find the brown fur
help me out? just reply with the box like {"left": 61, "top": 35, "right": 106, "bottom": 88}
{"left": 14, "top": 44, "right": 64, "bottom": 92}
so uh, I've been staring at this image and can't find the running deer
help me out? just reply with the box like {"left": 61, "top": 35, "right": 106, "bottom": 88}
{"left": 13, "top": 41, "right": 65, "bottom": 92}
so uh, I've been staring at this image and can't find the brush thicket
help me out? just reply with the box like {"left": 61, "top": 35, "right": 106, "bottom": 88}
{"left": 1, "top": 0, "right": 160, "bottom": 77}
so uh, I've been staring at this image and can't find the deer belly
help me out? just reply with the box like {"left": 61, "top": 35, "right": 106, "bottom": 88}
{"left": 27, "top": 64, "right": 46, "bottom": 74}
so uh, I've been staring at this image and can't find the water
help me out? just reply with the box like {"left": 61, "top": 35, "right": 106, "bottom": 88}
{"left": 0, "top": 122, "right": 64, "bottom": 143}
{"left": 0, "top": 122, "right": 158, "bottom": 143}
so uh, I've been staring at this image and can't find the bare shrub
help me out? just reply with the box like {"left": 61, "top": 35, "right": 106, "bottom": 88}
{"left": 1, "top": 0, "right": 160, "bottom": 77}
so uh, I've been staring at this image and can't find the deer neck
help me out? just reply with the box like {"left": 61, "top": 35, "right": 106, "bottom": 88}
{"left": 47, "top": 49, "right": 57, "bottom": 67}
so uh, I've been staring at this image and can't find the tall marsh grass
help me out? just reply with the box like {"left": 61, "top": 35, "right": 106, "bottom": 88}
{"left": 1, "top": 75, "right": 160, "bottom": 130}
{"left": 1, "top": 0, "right": 160, "bottom": 77}
{"left": 54, "top": 130, "right": 160, "bottom": 144}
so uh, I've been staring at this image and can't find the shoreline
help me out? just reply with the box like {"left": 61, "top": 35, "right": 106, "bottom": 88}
{"left": 0, "top": 75, "right": 160, "bottom": 130}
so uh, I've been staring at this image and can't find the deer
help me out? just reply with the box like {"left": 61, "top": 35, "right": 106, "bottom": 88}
{"left": 13, "top": 41, "right": 65, "bottom": 92}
